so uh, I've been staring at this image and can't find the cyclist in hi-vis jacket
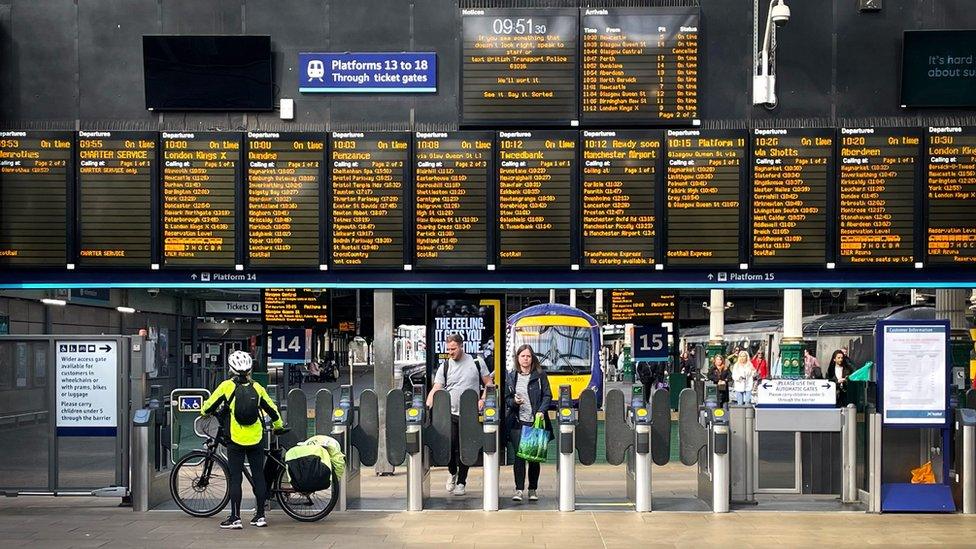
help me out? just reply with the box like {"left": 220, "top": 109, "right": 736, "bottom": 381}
{"left": 201, "top": 350, "right": 283, "bottom": 529}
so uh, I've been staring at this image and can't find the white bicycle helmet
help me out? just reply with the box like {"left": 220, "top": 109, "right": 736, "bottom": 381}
{"left": 227, "top": 350, "right": 253, "bottom": 375}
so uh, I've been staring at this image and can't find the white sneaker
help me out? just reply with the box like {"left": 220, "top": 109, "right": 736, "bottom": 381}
{"left": 446, "top": 474, "right": 457, "bottom": 493}
{"left": 512, "top": 490, "right": 523, "bottom": 502}
{"left": 528, "top": 490, "right": 538, "bottom": 501}
{"left": 453, "top": 483, "right": 466, "bottom": 496}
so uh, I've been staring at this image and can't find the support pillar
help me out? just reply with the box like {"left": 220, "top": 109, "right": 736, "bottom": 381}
{"left": 569, "top": 289, "right": 577, "bottom": 309}
{"left": 549, "top": 289, "right": 556, "bottom": 304}
{"left": 374, "top": 290, "right": 395, "bottom": 474}
{"left": 706, "top": 290, "right": 725, "bottom": 362}
{"left": 779, "top": 289, "right": 804, "bottom": 378}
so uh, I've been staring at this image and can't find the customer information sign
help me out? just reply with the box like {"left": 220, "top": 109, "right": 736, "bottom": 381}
{"left": 878, "top": 321, "right": 950, "bottom": 427}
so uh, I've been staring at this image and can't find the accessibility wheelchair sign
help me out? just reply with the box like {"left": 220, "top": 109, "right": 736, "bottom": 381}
{"left": 177, "top": 395, "right": 203, "bottom": 412}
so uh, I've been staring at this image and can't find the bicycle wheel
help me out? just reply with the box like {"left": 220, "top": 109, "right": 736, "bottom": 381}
{"left": 275, "top": 467, "right": 339, "bottom": 522}
{"left": 169, "top": 450, "right": 231, "bottom": 517}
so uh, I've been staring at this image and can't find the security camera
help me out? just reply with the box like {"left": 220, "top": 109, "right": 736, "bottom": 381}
{"left": 771, "top": 0, "right": 790, "bottom": 26}
{"left": 581, "top": 289, "right": 594, "bottom": 299}
{"left": 830, "top": 289, "right": 843, "bottom": 299}
{"left": 810, "top": 289, "right": 823, "bottom": 298}
{"left": 147, "top": 288, "right": 160, "bottom": 298}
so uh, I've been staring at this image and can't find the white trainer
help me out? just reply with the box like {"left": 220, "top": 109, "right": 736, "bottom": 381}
{"left": 453, "top": 483, "right": 466, "bottom": 496}
{"left": 512, "top": 490, "right": 523, "bottom": 502}
{"left": 446, "top": 474, "right": 457, "bottom": 493}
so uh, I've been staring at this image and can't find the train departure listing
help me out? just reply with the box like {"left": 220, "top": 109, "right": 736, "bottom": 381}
{"left": 582, "top": 130, "right": 660, "bottom": 267}
{"left": 609, "top": 290, "right": 676, "bottom": 323}
{"left": 0, "top": 130, "right": 72, "bottom": 267}
{"left": 497, "top": 131, "right": 576, "bottom": 267}
{"left": 263, "top": 288, "right": 329, "bottom": 326}
{"left": 414, "top": 132, "right": 492, "bottom": 268}
{"left": 461, "top": 8, "right": 578, "bottom": 124}
{"left": 247, "top": 132, "right": 324, "bottom": 268}
{"left": 751, "top": 128, "right": 832, "bottom": 266}
{"left": 665, "top": 129, "right": 745, "bottom": 266}
{"left": 330, "top": 132, "right": 408, "bottom": 268}
{"left": 78, "top": 131, "right": 156, "bottom": 267}
{"left": 162, "top": 132, "right": 241, "bottom": 267}
{"left": 927, "top": 126, "right": 976, "bottom": 264}
{"left": 838, "top": 127, "right": 919, "bottom": 265}
{"left": 581, "top": 7, "right": 699, "bottom": 124}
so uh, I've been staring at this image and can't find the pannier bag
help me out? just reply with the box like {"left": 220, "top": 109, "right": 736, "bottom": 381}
{"left": 284, "top": 435, "right": 346, "bottom": 493}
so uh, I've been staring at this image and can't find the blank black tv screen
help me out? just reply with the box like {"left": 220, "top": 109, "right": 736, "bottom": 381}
{"left": 901, "top": 30, "right": 976, "bottom": 108}
{"left": 143, "top": 35, "right": 273, "bottom": 111}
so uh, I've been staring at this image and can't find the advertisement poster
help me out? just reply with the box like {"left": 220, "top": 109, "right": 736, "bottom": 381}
{"left": 880, "top": 322, "right": 948, "bottom": 426}
{"left": 427, "top": 295, "right": 503, "bottom": 385}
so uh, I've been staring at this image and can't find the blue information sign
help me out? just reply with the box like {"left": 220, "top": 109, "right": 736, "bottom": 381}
{"left": 270, "top": 328, "right": 308, "bottom": 362}
{"left": 299, "top": 52, "right": 437, "bottom": 93}
{"left": 632, "top": 325, "right": 669, "bottom": 362}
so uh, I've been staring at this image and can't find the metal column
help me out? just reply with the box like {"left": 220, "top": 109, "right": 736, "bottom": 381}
{"left": 868, "top": 412, "right": 882, "bottom": 513}
{"left": 964, "top": 423, "right": 975, "bottom": 514}
{"left": 483, "top": 424, "right": 499, "bottom": 511}
{"left": 634, "top": 424, "right": 652, "bottom": 512}
{"left": 841, "top": 404, "right": 858, "bottom": 503}
{"left": 374, "top": 290, "right": 394, "bottom": 475}
{"left": 558, "top": 423, "right": 576, "bottom": 512}
{"left": 406, "top": 424, "right": 428, "bottom": 511}
{"left": 713, "top": 423, "right": 730, "bottom": 513}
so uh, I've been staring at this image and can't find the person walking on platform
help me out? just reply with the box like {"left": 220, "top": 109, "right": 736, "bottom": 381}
{"left": 505, "top": 344, "right": 553, "bottom": 502}
{"left": 804, "top": 348, "right": 822, "bottom": 379}
{"left": 200, "top": 350, "right": 283, "bottom": 529}
{"left": 731, "top": 350, "right": 757, "bottom": 405}
{"left": 752, "top": 350, "right": 769, "bottom": 380}
{"left": 826, "top": 349, "right": 854, "bottom": 405}
{"left": 427, "top": 333, "right": 493, "bottom": 496}
{"left": 708, "top": 354, "right": 732, "bottom": 405}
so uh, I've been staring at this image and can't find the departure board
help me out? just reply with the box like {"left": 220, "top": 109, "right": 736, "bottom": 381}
{"left": 0, "top": 130, "right": 72, "bottom": 267}
{"left": 581, "top": 130, "right": 660, "bottom": 268}
{"left": 461, "top": 8, "right": 578, "bottom": 125}
{"left": 330, "top": 132, "right": 408, "bottom": 268}
{"left": 77, "top": 131, "right": 156, "bottom": 267}
{"left": 581, "top": 7, "right": 699, "bottom": 124}
{"left": 414, "top": 131, "right": 492, "bottom": 269}
{"left": 497, "top": 131, "right": 576, "bottom": 267}
{"left": 838, "top": 127, "right": 919, "bottom": 266}
{"left": 926, "top": 126, "right": 976, "bottom": 264}
{"left": 665, "top": 129, "right": 746, "bottom": 266}
{"left": 162, "top": 132, "right": 241, "bottom": 268}
{"left": 609, "top": 290, "right": 676, "bottom": 323}
{"left": 262, "top": 288, "right": 329, "bottom": 326}
{"left": 246, "top": 132, "right": 324, "bottom": 268}
{"left": 751, "top": 128, "right": 833, "bottom": 266}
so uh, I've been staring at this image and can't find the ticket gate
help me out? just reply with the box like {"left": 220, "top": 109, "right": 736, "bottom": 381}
{"left": 556, "top": 386, "right": 598, "bottom": 512}
{"left": 314, "top": 385, "right": 379, "bottom": 511}
{"left": 480, "top": 386, "right": 501, "bottom": 511}
{"left": 679, "top": 386, "right": 730, "bottom": 513}
{"left": 604, "top": 387, "right": 672, "bottom": 512}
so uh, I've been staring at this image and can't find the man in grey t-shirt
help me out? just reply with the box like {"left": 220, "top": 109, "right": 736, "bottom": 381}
{"left": 426, "top": 333, "right": 493, "bottom": 496}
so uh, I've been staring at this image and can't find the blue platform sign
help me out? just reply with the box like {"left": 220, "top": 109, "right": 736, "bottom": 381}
{"left": 632, "top": 325, "right": 669, "bottom": 362}
{"left": 299, "top": 52, "right": 437, "bottom": 93}
{"left": 270, "top": 328, "right": 309, "bottom": 363}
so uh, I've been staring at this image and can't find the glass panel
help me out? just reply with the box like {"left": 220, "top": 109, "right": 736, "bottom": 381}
{"left": 0, "top": 341, "right": 50, "bottom": 489}
{"left": 758, "top": 431, "right": 797, "bottom": 490}
{"left": 58, "top": 437, "right": 115, "bottom": 489}
{"left": 511, "top": 325, "right": 593, "bottom": 374}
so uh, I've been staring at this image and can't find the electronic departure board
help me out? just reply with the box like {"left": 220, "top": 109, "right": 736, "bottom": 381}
{"left": 497, "top": 131, "right": 576, "bottom": 267}
{"left": 609, "top": 290, "right": 676, "bottom": 324}
{"left": 838, "top": 127, "right": 920, "bottom": 266}
{"left": 0, "top": 130, "right": 72, "bottom": 267}
{"left": 926, "top": 126, "right": 976, "bottom": 264}
{"left": 581, "top": 7, "right": 699, "bottom": 124}
{"left": 247, "top": 132, "right": 324, "bottom": 268}
{"left": 162, "top": 132, "right": 241, "bottom": 268}
{"left": 414, "top": 131, "right": 492, "bottom": 269}
{"left": 330, "top": 132, "right": 409, "bottom": 268}
{"left": 751, "top": 128, "right": 833, "bottom": 266}
{"left": 461, "top": 8, "right": 578, "bottom": 125}
{"left": 581, "top": 130, "right": 660, "bottom": 268}
{"left": 665, "top": 129, "right": 746, "bottom": 266}
{"left": 77, "top": 131, "right": 156, "bottom": 267}
{"left": 262, "top": 288, "right": 329, "bottom": 326}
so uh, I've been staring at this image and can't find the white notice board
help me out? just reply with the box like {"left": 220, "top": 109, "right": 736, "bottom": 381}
{"left": 879, "top": 321, "right": 949, "bottom": 426}
{"left": 56, "top": 341, "right": 118, "bottom": 436}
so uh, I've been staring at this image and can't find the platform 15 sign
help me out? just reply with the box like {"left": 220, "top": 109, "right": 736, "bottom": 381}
{"left": 633, "top": 325, "right": 669, "bottom": 362}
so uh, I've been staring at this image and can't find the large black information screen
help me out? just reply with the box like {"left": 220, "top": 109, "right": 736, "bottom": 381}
{"left": 665, "top": 129, "right": 745, "bottom": 266}
{"left": 581, "top": 130, "right": 659, "bottom": 268}
{"left": 0, "top": 130, "right": 72, "bottom": 267}
{"left": 751, "top": 128, "right": 832, "bottom": 266}
{"left": 246, "top": 132, "right": 324, "bottom": 268}
{"left": 262, "top": 288, "right": 329, "bottom": 326}
{"left": 926, "top": 126, "right": 976, "bottom": 264}
{"left": 414, "top": 132, "right": 492, "bottom": 269}
{"left": 580, "top": 7, "right": 699, "bottom": 124}
{"left": 838, "top": 127, "right": 919, "bottom": 266}
{"left": 461, "top": 8, "right": 578, "bottom": 125}
{"left": 78, "top": 131, "right": 156, "bottom": 267}
{"left": 162, "top": 132, "right": 241, "bottom": 268}
{"left": 330, "top": 132, "right": 408, "bottom": 268}
{"left": 497, "top": 131, "right": 576, "bottom": 267}
{"left": 609, "top": 290, "right": 676, "bottom": 323}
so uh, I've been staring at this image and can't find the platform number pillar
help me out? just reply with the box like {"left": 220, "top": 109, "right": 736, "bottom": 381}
{"left": 779, "top": 289, "right": 804, "bottom": 378}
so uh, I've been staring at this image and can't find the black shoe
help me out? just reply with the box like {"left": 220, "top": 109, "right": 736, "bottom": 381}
{"left": 220, "top": 516, "right": 243, "bottom": 529}
{"left": 250, "top": 515, "right": 267, "bottom": 527}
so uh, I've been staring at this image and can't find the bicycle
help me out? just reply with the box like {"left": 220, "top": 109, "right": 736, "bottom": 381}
{"left": 169, "top": 415, "right": 339, "bottom": 522}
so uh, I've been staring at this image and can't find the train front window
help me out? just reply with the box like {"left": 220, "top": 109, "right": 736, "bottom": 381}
{"left": 513, "top": 324, "right": 592, "bottom": 374}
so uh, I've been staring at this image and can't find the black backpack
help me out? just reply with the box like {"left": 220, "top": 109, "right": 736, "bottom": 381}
{"left": 232, "top": 380, "right": 260, "bottom": 426}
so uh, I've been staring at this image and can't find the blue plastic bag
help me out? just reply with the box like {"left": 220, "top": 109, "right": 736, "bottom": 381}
{"left": 516, "top": 415, "right": 548, "bottom": 463}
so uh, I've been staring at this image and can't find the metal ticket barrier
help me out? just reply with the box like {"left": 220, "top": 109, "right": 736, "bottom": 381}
{"left": 953, "top": 408, "right": 976, "bottom": 514}
{"left": 169, "top": 388, "right": 210, "bottom": 463}
{"left": 556, "top": 386, "right": 598, "bottom": 512}
{"left": 131, "top": 408, "right": 170, "bottom": 512}
{"left": 481, "top": 386, "right": 500, "bottom": 511}
{"left": 315, "top": 386, "right": 379, "bottom": 511}
{"left": 605, "top": 387, "right": 656, "bottom": 511}
{"left": 678, "top": 384, "right": 730, "bottom": 513}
